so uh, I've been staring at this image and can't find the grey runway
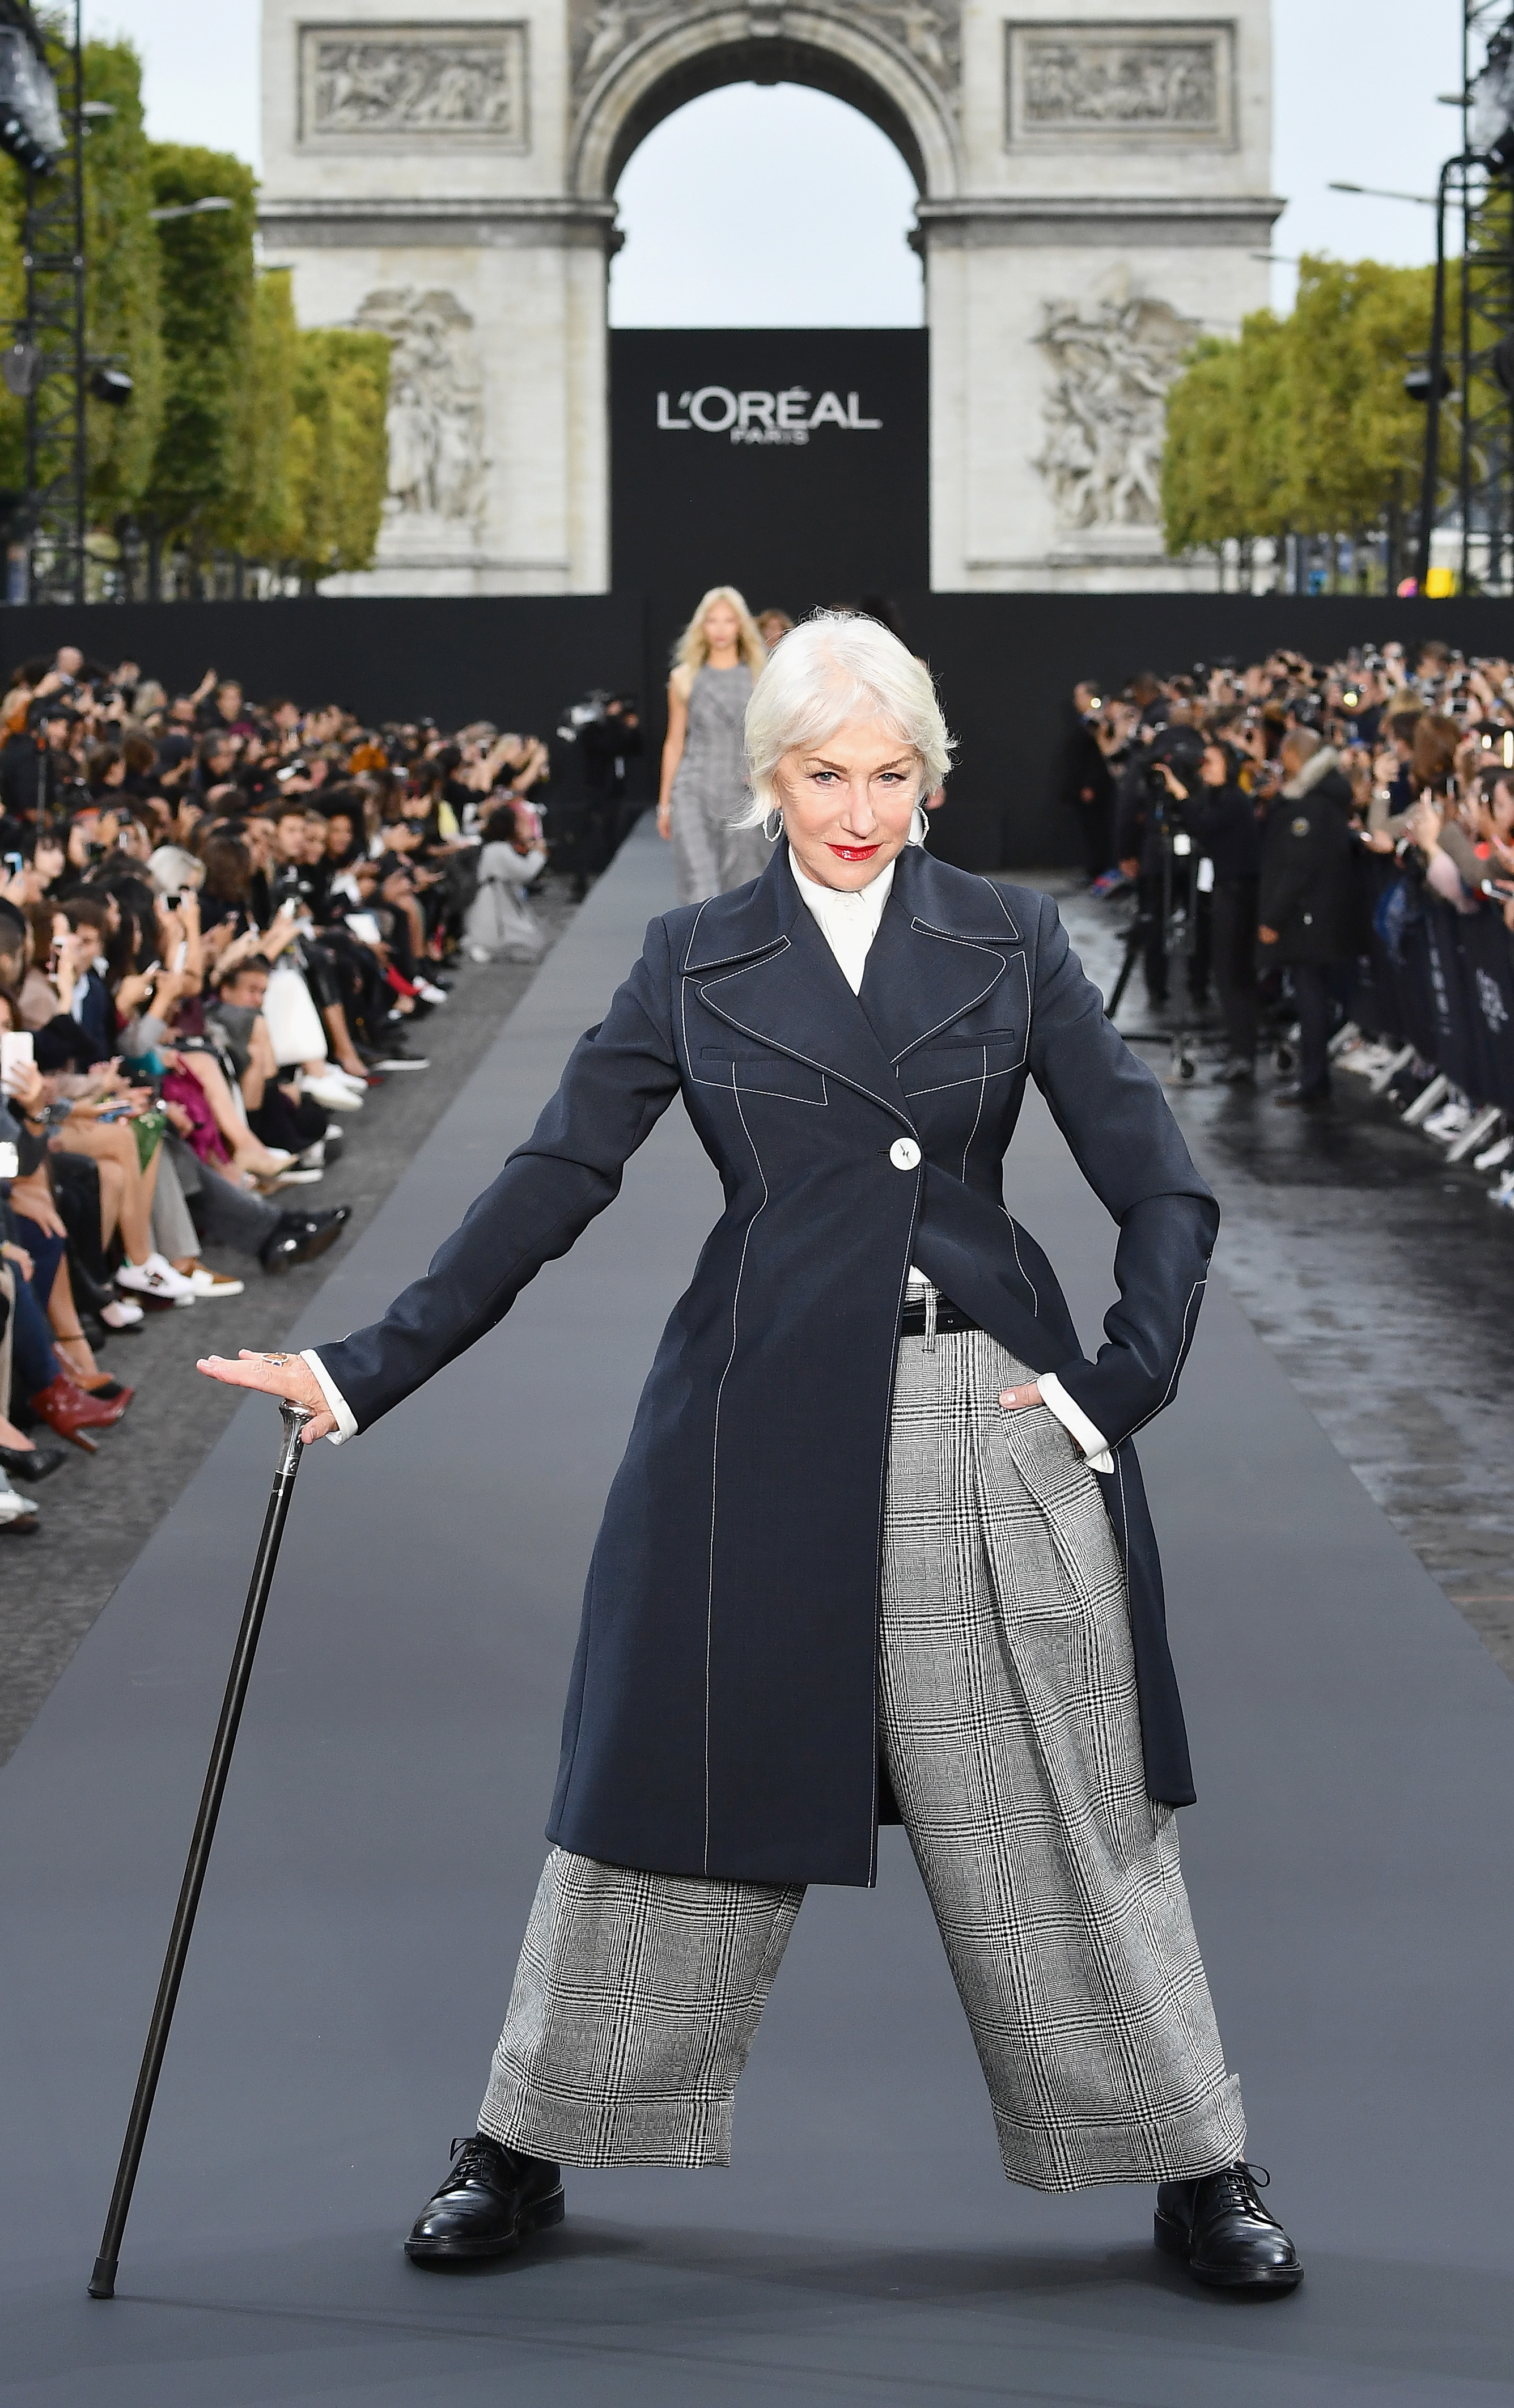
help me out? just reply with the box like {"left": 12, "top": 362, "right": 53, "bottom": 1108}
{"left": 2, "top": 821, "right": 1512, "bottom": 2406}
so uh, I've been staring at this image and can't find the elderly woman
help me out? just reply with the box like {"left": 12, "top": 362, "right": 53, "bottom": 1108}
{"left": 198, "top": 616, "right": 1299, "bottom": 2295}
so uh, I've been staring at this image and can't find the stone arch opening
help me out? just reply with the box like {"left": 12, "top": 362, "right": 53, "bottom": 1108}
{"left": 571, "top": 14, "right": 961, "bottom": 210}
{"left": 600, "top": 36, "right": 927, "bottom": 194}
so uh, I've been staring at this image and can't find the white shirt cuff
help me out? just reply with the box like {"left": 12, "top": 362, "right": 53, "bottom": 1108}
{"left": 1038, "top": 1372, "right": 1114, "bottom": 1476}
{"left": 300, "top": 1348, "right": 358, "bottom": 1445}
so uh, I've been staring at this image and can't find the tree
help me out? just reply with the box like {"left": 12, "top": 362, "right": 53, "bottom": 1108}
{"left": 1161, "top": 256, "right": 1437, "bottom": 560}
{"left": 235, "top": 266, "right": 299, "bottom": 565}
{"left": 1282, "top": 257, "right": 1433, "bottom": 540}
{"left": 282, "top": 326, "right": 389, "bottom": 583}
{"left": 80, "top": 35, "right": 164, "bottom": 524}
{"left": 139, "top": 142, "right": 256, "bottom": 555}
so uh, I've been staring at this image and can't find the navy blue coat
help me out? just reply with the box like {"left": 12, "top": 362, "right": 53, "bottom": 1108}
{"left": 316, "top": 846, "right": 1218, "bottom": 1888}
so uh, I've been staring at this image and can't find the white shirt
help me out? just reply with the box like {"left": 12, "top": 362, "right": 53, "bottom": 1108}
{"left": 305, "top": 853, "right": 1111, "bottom": 1474}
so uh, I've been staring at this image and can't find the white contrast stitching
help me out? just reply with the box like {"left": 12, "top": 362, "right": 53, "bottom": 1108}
{"left": 961, "top": 1045, "right": 987, "bottom": 1182}
{"left": 697, "top": 949, "right": 914, "bottom": 1130}
{"left": 893, "top": 923, "right": 1007, "bottom": 1057}
{"left": 703, "top": 1083, "right": 769, "bottom": 1874}
{"left": 1007, "top": 1215, "right": 1039, "bottom": 1316}
{"left": 1125, "top": 1275, "right": 1207, "bottom": 1440}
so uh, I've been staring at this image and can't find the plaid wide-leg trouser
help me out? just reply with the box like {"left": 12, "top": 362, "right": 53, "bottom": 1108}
{"left": 480, "top": 1330, "right": 1246, "bottom": 2190}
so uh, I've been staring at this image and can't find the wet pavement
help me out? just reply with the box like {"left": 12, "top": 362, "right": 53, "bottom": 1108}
{"left": 1052, "top": 876, "right": 1514, "bottom": 1682}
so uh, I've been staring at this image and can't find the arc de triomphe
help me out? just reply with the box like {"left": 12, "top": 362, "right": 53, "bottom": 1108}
{"left": 258, "top": 2, "right": 1279, "bottom": 595}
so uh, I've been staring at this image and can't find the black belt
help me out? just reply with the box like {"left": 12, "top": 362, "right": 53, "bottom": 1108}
{"left": 898, "top": 1291, "right": 979, "bottom": 1338}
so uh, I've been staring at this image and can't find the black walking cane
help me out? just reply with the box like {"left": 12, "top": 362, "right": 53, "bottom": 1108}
{"left": 88, "top": 1397, "right": 315, "bottom": 2300}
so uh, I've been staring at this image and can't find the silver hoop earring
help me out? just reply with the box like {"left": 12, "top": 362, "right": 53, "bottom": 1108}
{"left": 761, "top": 805, "right": 784, "bottom": 843}
{"left": 907, "top": 803, "right": 930, "bottom": 846}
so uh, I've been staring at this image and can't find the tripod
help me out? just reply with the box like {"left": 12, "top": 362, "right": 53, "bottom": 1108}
{"left": 1105, "top": 825, "right": 1207, "bottom": 1083}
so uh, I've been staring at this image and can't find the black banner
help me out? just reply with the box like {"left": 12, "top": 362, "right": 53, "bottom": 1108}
{"left": 610, "top": 329, "right": 928, "bottom": 628}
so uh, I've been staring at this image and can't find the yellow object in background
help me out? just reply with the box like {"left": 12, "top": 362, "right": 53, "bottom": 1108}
{"left": 1424, "top": 567, "right": 1457, "bottom": 597}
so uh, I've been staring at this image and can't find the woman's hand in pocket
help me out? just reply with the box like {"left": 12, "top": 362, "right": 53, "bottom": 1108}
{"left": 999, "top": 1381, "right": 1043, "bottom": 1411}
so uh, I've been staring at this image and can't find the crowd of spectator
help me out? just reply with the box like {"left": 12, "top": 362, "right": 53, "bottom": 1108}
{"left": 0, "top": 645, "right": 599, "bottom": 1537}
{"left": 1058, "top": 637, "right": 1514, "bottom": 1160}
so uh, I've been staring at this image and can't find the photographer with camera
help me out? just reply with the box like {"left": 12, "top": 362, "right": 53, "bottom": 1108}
{"left": 1153, "top": 738, "right": 1262, "bottom": 1085}
{"left": 1056, "top": 681, "right": 1116, "bottom": 884}
{"left": 1114, "top": 714, "right": 1210, "bottom": 1014}
{"left": 1257, "top": 730, "right": 1363, "bottom": 1111}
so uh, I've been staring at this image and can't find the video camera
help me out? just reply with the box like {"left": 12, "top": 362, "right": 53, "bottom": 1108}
{"left": 1139, "top": 726, "right": 1207, "bottom": 826}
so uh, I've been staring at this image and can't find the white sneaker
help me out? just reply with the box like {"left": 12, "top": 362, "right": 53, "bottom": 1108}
{"left": 372, "top": 1055, "right": 429, "bottom": 1072}
{"left": 1474, "top": 1134, "right": 1513, "bottom": 1172}
{"left": 0, "top": 1483, "right": 37, "bottom": 1530}
{"left": 268, "top": 1167, "right": 324, "bottom": 1187}
{"left": 302, "top": 1071, "right": 364, "bottom": 1110}
{"left": 186, "top": 1265, "right": 245, "bottom": 1298}
{"left": 117, "top": 1252, "right": 196, "bottom": 1303}
{"left": 414, "top": 979, "right": 449, "bottom": 1005}
{"left": 100, "top": 1296, "right": 144, "bottom": 1330}
{"left": 467, "top": 945, "right": 493, "bottom": 964}
{"left": 1423, "top": 1103, "right": 1474, "bottom": 1142}
{"left": 298, "top": 1140, "right": 327, "bottom": 1171}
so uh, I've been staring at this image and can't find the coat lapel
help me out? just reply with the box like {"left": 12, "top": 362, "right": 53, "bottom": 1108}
{"left": 681, "top": 845, "right": 1027, "bottom": 1124}
{"left": 688, "top": 853, "right": 911, "bottom": 1127}
{"left": 856, "top": 846, "right": 1020, "bottom": 1065}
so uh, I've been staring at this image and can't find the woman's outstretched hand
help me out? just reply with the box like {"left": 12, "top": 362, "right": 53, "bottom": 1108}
{"left": 196, "top": 1348, "right": 336, "bottom": 1442}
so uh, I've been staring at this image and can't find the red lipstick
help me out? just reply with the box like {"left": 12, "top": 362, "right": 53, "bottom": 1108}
{"left": 827, "top": 843, "right": 881, "bottom": 862}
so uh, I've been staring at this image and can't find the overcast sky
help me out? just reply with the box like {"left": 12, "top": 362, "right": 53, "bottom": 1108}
{"left": 88, "top": 0, "right": 1467, "bottom": 321}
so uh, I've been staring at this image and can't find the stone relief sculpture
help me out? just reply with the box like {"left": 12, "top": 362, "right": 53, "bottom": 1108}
{"left": 1033, "top": 290, "right": 1197, "bottom": 532}
{"left": 567, "top": 0, "right": 961, "bottom": 99}
{"left": 303, "top": 26, "right": 528, "bottom": 143}
{"left": 1007, "top": 26, "right": 1229, "bottom": 144}
{"left": 354, "top": 290, "right": 486, "bottom": 528}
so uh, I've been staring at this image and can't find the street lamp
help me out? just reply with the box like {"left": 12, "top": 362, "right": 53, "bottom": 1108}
{"left": 1326, "top": 180, "right": 1437, "bottom": 206}
{"left": 147, "top": 196, "right": 233, "bottom": 223}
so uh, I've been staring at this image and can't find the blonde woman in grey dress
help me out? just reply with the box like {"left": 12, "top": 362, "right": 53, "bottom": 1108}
{"left": 656, "top": 586, "right": 769, "bottom": 904}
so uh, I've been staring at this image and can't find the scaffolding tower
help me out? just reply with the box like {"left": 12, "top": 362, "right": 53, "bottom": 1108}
{"left": 15, "top": 1, "right": 85, "bottom": 605}
{"left": 1419, "top": 5, "right": 1514, "bottom": 595}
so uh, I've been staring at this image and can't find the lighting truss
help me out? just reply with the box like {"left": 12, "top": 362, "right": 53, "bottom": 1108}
{"left": 14, "top": 0, "right": 84, "bottom": 605}
{"left": 1418, "top": 5, "right": 1514, "bottom": 595}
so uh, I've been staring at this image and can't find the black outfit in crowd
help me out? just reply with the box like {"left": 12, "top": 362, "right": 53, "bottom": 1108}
{"left": 1055, "top": 697, "right": 1115, "bottom": 880}
{"left": 1114, "top": 723, "right": 1208, "bottom": 1009}
{"left": 0, "top": 726, "right": 69, "bottom": 828}
{"left": 1185, "top": 777, "right": 1262, "bottom": 1070}
{"left": 1257, "top": 750, "right": 1363, "bottom": 1102}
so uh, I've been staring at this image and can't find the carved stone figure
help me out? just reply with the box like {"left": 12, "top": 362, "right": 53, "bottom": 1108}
{"left": 1012, "top": 28, "right": 1225, "bottom": 139}
{"left": 569, "top": 1, "right": 674, "bottom": 95}
{"left": 567, "top": 0, "right": 961, "bottom": 100}
{"left": 353, "top": 289, "right": 486, "bottom": 526}
{"left": 304, "top": 27, "right": 528, "bottom": 143}
{"left": 1033, "top": 290, "right": 1197, "bottom": 533}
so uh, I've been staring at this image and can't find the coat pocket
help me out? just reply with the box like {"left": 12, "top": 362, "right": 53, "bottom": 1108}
{"left": 697, "top": 1045, "right": 828, "bottom": 1105}
{"left": 900, "top": 1031, "right": 1027, "bottom": 1095}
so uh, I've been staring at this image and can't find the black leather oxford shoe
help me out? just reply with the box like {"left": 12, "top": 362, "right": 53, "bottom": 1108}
{"left": 1155, "top": 2161, "right": 1301, "bottom": 2293}
{"left": 404, "top": 2133, "right": 565, "bottom": 2267}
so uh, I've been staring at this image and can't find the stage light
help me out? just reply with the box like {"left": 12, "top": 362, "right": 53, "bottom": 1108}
{"left": 0, "top": 24, "right": 62, "bottom": 177}
{"left": 1470, "top": 15, "right": 1514, "bottom": 174}
{"left": 88, "top": 364, "right": 132, "bottom": 406}
{"left": 147, "top": 196, "right": 233, "bottom": 223}
{"left": 1, "top": 337, "right": 38, "bottom": 397}
{"left": 1405, "top": 365, "right": 1455, "bottom": 403}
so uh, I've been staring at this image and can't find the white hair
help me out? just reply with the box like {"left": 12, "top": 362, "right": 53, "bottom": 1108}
{"left": 737, "top": 611, "right": 953, "bottom": 825}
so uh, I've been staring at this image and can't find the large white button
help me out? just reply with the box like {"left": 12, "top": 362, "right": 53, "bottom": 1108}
{"left": 889, "top": 1137, "right": 922, "bottom": 1171}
